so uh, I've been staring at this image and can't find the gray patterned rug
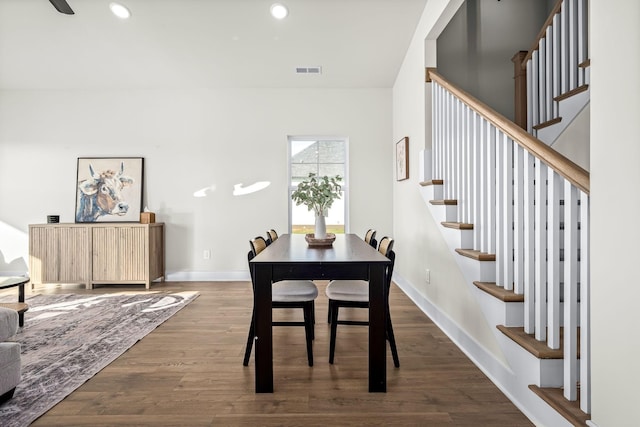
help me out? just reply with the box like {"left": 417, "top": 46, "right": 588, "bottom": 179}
{"left": 0, "top": 291, "right": 199, "bottom": 427}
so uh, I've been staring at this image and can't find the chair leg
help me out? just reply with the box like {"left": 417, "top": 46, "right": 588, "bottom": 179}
{"left": 386, "top": 311, "right": 400, "bottom": 368}
{"left": 327, "top": 301, "right": 332, "bottom": 323}
{"left": 311, "top": 300, "right": 315, "bottom": 339}
{"left": 329, "top": 300, "right": 339, "bottom": 364}
{"left": 303, "top": 302, "right": 314, "bottom": 366}
{"left": 243, "top": 310, "right": 255, "bottom": 366}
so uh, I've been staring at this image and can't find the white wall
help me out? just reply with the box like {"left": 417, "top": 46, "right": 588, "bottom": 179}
{"left": 590, "top": 1, "right": 640, "bottom": 425}
{"left": 436, "top": 0, "right": 547, "bottom": 120}
{"left": 0, "top": 88, "right": 393, "bottom": 278}
{"left": 393, "top": 0, "right": 506, "bottom": 363}
{"left": 551, "top": 104, "right": 590, "bottom": 171}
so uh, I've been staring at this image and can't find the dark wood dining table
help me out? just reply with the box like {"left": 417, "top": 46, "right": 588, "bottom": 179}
{"left": 249, "top": 233, "right": 391, "bottom": 393}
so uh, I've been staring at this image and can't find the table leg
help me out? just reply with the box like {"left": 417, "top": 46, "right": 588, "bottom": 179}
{"left": 368, "top": 263, "right": 387, "bottom": 392}
{"left": 18, "top": 282, "right": 25, "bottom": 327}
{"left": 253, "top": 263, "right": 273, "bottom": 393}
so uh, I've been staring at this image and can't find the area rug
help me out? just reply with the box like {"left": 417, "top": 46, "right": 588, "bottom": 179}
{"left": 0, "top": 291, "right": 199, "bottom": 427}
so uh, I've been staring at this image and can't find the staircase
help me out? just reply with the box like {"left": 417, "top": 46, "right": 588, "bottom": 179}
{"left": 420, "top": 1, "right": 592, "bottom": 421}
{"left": 521, "top": 0, "right": 590, "bottom": 147}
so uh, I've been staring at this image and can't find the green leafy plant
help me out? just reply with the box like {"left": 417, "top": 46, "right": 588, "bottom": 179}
{"left": 291, "top": 173, "right": 343, "bottom": 217}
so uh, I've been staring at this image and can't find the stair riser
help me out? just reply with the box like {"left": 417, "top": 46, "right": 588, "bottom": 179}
{"left": 441, "top": 227, "right": 473, "bottom": 250}
{"left": 456, "top": 255, "right": 496, "bottom": 283}
{"left": 536, "top": 84, "right": 590, "bottom": 145}
{"left": 498, "top": 333, "right": 565, "bottom": 388}
{"left": 476, "top": 290, "right": 524, "bottom": 327}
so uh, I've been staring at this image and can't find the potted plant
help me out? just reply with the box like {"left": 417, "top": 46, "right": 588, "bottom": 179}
{"left": 291, "top": 173, "right": 342, "bottom": 239}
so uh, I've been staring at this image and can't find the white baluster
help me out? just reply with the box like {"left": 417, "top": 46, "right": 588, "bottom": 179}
{"left": 538, "top": 38, "right": 547, "bottom": 123}
{"left": 487, "top": 125, "right": 497, "bottom": 255}
{"left": 561, "top": 3, "right": 569, "bottom": 94}
{"left": 473, "top": 112, "right": 482, "bottom": 250}
{"left": 432, "top": 84, "right": 439, "bottom": 179}
{"left": 480, "top": 119, "right": 488, "bottom": 253}
{"left": 535, "top": 159, "right": 547, "bottom": 341}
{"left": 547, "top": 170, "right": 562, "bottom": 349}
{"left": 552, "top": 13, "right": 561, "bottom": 118}
{"left": 496, "top": 133, "right": 505, "bottom": 287}
{"left": 579, "top": 190, "right": 591, "bottom": 412}
{"left": 523, "top": 152, "right": 535, "bottom": 333}
{"left": 568, "top": 0, "right": 579, "bottom": 91}
{"left": 513, "top": 145, "right": 524, "bottom": 295}
{"left": 531, "top": 50, "right": 540, "bottom": 133}
{"left": 578, "top": 0, "right": 588, "bottom": 87}
{"left": 564, "top": 182, "right": 579, "bottom": 401}
{"left": 502, "top": 136, "right": 514, "bottom": 291}
{"left": 526, "top": 60, "right": 533, "bottom": 134}
{"left": 465, "top": 106, "right": 473, "bottom": 225}
{"left": 545, "top": 25, "right": 553, "bottom": 122}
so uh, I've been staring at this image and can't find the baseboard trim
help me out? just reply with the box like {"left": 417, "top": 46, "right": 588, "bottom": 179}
{"left": 392, "top": 273, "right": 549, "bottom": 427}
{"left": 165, "top": 271, "right": 250, "bottom": 281}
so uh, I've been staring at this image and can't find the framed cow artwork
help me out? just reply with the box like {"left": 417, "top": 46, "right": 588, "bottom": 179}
{"left": 75, "top": 157, "right": 144, "bottom": 223}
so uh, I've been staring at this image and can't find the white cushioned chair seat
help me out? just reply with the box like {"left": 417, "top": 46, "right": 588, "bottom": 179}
{"left": 0, "top": 307, "right": 21, "bottom": 401}
{"left": 272, "top": 281, "right": 318, "bottom": 302}
{"left": 325, "top": 280, "right": 369, "bottom": 302}
{"left": 0, "top": 307, "right": 18, "bottom": 341}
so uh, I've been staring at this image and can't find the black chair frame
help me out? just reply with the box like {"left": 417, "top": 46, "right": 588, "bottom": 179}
{"left": 243, "top": 238, "right": 315, "bottom": 367}
{"left": 327, "top": 248, "right": 399, "bottom": 368}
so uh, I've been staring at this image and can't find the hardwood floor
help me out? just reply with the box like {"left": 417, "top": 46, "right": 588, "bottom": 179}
{"left": 9, "top": 281, "right": 533, "bottom": 426}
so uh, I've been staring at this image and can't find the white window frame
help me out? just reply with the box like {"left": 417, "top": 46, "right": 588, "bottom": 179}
{"left": 287, "top": 135, "right": 349, "bottom": 234}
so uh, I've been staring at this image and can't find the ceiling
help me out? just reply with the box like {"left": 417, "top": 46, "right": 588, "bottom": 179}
{"left": 0, "top": 0, "right": 427, "bottom": 90}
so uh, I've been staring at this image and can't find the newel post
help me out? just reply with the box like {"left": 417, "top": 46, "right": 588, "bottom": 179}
{"left": 512, "top": 51, "right": 528, "bottom": 130}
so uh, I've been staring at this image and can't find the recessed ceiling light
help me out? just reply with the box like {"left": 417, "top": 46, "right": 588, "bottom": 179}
{"left": 109, "top": 2, "right": 131, "bottom": 19}
{"left": 270, "top": 3, "right": 288, "bottom": 20}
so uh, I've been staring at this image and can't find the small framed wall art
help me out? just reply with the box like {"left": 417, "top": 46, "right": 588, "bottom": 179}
{"left": 75, "top": 157, "right": 144, "bottom": 223}
{"left": 396, "top": 137, "right": 409, "bottom": 181}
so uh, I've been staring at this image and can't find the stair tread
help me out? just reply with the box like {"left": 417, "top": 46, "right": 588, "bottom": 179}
{"left": 554, "top": 84, "right": 589, "bottom": 102}
{"left": 441, "top": 221, "right": 473, "bottom": 230}
{"left": 528, "top": 385, "right": 590, "bottom": 426}
{"left": 533, "top": 116, "right": 562, "bottom": 130}
{"left": 473, "top": 282, "right": 524, "bottom": 302}
{"left": 419, "top": 179, "right": 444, "bottom": 186}
{"left": 430, "top": 199, "right": 457, "bottom": 205}
{"left": 455, "top": 248, "right": 495, "bottom": 261}
{"left": 497, "top": 326, "right": 580, "bottom": 359}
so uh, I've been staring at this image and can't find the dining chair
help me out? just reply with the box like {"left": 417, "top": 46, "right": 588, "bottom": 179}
{"left": 325, "top": 236, "right": 400, "bottom": 367}
{"left": 364, "top": 229, "right": 377, "bottom": 248}
{"left": 326, "top": 229, "right": 377, "bottom": 323}
{"left": 265, "top": 229, "right": 278, "bottom": 245}
{"left": 243, "top": 236, "right": 318, "bottom": 367}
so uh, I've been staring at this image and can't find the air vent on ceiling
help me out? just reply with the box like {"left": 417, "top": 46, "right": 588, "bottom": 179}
{"left": 295, "top": 66, "right": 322, "bottom": 74}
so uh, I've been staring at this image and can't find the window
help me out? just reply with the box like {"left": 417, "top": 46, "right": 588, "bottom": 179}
{"left": 288, "top": 136, "right": 348, "bottom": 234}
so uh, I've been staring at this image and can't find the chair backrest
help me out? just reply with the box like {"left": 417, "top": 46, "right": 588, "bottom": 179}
{"left": 266, "top": 229, "right": 278, "bottom": 245}
{"left": 378, "top": 236, "right": 394, "bottom": 257}
{"left": 364, "top": 229, "right": 377, "bottom": 248}
{"left": 248, "top": 236, "right": 268, "bottom": 289}
{"left": 377, "top": 236, "right": 395, "bottom": 293}
{"left": 250, "top": 236, "right": 267, "bottom": 257}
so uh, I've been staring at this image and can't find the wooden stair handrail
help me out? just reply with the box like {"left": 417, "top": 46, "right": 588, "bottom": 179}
{"left": 428, "top": 70, "right": 590, "bottom": 194}
{"left": 521, "top": 0, "right": 563, "bottom": 68}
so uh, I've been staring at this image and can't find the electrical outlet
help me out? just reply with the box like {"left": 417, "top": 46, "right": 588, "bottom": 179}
{"left": 203, "top": 249, "right": 211, "bottom": 260}
{"left": 425, "top": 269, "right": 430, "bottom": 284}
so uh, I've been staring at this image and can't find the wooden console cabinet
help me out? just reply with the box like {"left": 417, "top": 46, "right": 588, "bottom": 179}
{"left": 29, "top": 223, "right": 165, "bottom": 289}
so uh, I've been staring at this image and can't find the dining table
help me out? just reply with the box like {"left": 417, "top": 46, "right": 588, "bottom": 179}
{"left": 249, "top": 233, "right": 391, "bottom": 393}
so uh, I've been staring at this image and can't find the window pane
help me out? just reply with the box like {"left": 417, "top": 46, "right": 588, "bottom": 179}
{"left": 290, "top": 137, "right": 347, "bottom": 235}
{"left": 318, "top": 140, "right": 345, "bottom": 163}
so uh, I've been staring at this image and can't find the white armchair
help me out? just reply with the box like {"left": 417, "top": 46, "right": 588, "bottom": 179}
{"left": 0, "top": 307, "right": 20, "bottom": 403}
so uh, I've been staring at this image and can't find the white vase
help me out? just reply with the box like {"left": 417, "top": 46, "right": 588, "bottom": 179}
{"left": 314, "top": 215, "right": 327, "bottom": 239}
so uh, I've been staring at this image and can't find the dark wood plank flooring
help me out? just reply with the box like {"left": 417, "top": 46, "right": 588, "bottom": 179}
{"left": 4, "top": 281, "right": 533, "bottom": 426}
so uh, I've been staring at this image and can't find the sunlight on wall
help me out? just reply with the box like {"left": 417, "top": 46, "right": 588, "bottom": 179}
{"left": 0, "top": 221, "right": 29, "bottom": 274}
{"left": 232, "top": 181, "right": 270, "bottom": 196}
{"left": 193, "top": 184, "right": 217, "bottom": 198}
